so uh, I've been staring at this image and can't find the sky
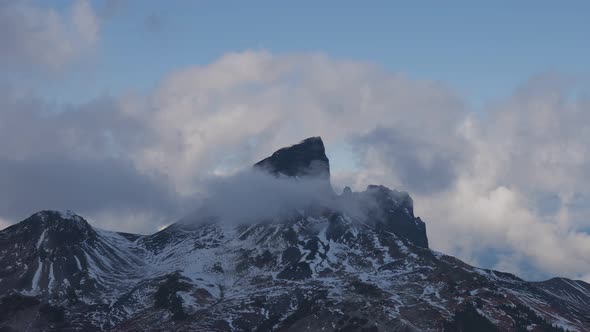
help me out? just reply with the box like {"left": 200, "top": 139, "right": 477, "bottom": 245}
{"left": 1, "top": 0, "right": 589, "bottom": 282}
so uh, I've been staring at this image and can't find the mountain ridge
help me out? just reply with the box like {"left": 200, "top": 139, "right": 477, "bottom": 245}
{"left": 0, "top": 137, "right": 588, "bottom": 331}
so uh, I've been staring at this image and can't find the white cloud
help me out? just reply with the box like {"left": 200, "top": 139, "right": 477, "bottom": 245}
{"left": 0, "top": 0, "right": 99, "bottom": 70}
{"left": 0, "top": 51, "right": 588, "bottom": 281}
{"left": 127, "top": 51, "right": 465, "bottom": 195}
{"left": 351, "top": 73, "right": 590, "bottom": 280}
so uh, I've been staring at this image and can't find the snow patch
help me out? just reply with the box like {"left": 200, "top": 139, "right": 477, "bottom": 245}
{"left": 31, "top": 258, "right": 43, "bottom": 293}
{"left": 74, "top": 255, "right": 82, "bottom": 270}
{"left": 36, "top": 229, "right": 47, "bottom": 249}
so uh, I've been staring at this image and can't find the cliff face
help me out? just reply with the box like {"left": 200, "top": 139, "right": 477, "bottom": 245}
{"left": 254, "top": 137, "right": 330, "bottom": 180}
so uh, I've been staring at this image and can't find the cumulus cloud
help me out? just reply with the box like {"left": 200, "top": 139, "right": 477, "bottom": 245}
{"left": 348, "top": 74, "right": 590, "bottom": 280}
{"left": 126, "top": 53, "right": 588, "bottom": 280}
{"left": 352, "top": 127, "right": 468, "bottom": 194}
{"left": 0, "top": 0, "right": 99, "bottom": 70}
{"left": 0, "top": 51, "right": 588, "bottom": 281}
{"left": 127, "top": 51, "right": 465, "bottom": 195}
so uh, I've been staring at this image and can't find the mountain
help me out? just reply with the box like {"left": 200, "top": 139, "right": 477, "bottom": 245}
{"left": 0, "top": 137, "right": 589, "bottom": 331}
{"left": 253, "top": 137, "right": 330, "bottom": 180}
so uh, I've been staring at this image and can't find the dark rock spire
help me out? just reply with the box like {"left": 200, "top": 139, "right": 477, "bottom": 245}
{"left": 253, "top": 137, "right": 330, "bottom": 180}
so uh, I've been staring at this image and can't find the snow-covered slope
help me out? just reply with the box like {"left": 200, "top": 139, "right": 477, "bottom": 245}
{"left": 0, "top": 138, "right": 588, "bottom": 331}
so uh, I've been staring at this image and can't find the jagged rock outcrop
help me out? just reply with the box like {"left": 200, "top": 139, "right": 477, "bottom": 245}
{"left": 0, "top": 137, "right": 588, "bottom": 332}
{"left": 253, "top": 137, "right": 427, "bottom": 248}
{"left": 357, "top": 185, "right": 428, "bottom": 248}
{"left": 254, "top": 137, "right": 330, "bottom": 180}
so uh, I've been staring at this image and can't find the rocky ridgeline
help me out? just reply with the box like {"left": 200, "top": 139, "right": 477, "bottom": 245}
{"left": 0, "top": 137, "right": 588, "bottom": 331}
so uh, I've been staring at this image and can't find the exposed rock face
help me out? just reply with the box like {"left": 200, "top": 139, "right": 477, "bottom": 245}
{"left": 253, "top": 137, "right": 427, "bottom": 247}
{"left": 360, "top": 185, "right": 428, "bottom": 248}
{"left": 338, "top": 184, "right": 428, "bottom": 248}
{"left": 0, "top": 138, "right": 588, "bottom": 332}
{"left": 254, "top": 137, "right": 330, "bottom": 180}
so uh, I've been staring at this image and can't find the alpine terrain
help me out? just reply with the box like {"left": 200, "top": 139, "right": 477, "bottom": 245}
{"left": 0, "top": 137, "right": 588, "bottom": 331}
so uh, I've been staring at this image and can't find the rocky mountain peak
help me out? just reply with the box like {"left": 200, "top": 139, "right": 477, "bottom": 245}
{"left": 1, "top": 139, "right": 589, "bottom": 331}
{"left": 253, "top": 136, "right": 330, "bottom": 180}
{"left": 3, "top": 210, "right": 97, "bottom": 251}
{"left": 33, "top": 210, "right": 91, "bottom": 231}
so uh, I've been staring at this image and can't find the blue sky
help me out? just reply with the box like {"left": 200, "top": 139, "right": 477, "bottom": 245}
{"left": 2, "top": 1, "right": 590, "bottom": 281}
{"left": 40, "top": 0, "right": 589, "bottom": 107}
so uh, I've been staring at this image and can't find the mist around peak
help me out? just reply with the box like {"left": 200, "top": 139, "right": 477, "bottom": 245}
{"left": 180, "top": 168, "right": 338, "bottom": 226}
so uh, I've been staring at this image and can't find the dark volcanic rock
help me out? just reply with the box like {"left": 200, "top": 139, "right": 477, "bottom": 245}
{"left": 253, "top": 136, "right": 330, "bottom": 180}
